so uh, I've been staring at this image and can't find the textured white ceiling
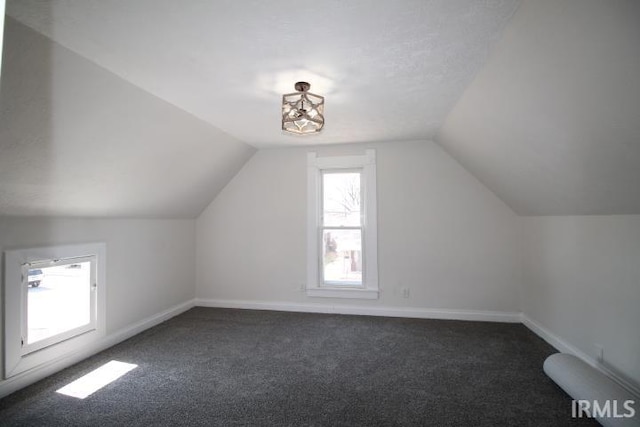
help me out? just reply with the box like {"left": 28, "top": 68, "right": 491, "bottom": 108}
{"left": 6, "top": 0, "right": 521, "bottom": 148}
{"left": 437, "top": 0, "right": 640, "bottom": 215}
{"left": 5, "top": 0, "right": 636, "bottom": 217}
{"left": 0, "top": 18, "right": 255, "bottom": 218}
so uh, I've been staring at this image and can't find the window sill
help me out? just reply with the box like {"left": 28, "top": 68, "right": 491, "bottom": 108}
{"left": 306, "top": 287, "right": 379, "bottom": 299}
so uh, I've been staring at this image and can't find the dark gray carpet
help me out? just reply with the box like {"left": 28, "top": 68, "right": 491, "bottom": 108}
{"left": 0, "top": 307, "right": 596, "bottom": 426}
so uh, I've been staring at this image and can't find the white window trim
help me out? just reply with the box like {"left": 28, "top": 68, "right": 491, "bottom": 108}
{"left": 4, "top": 243, "right": 106, "bottom": 379}
{"left": 307, "top": 149, "right": 378, "bottom": 299}
{"left": 20, "top": 255, "right": 98, "bottom": 356}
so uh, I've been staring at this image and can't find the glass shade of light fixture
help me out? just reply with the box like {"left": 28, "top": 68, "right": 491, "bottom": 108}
{"left": 282, "top": 82, "right": 325, "bottom": 134}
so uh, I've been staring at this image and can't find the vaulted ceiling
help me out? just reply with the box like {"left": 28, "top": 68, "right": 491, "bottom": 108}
{"left": 0, "top": 17, "right": 254, "bottom": 217}
{"left": 438, "top": 0, "right": 640, "bottom": 215}
{"left": 2, "top": 0, "right": 639, "bottom": 217}
{"left": 5, "top": 0, "right": 520, "bottom": 147}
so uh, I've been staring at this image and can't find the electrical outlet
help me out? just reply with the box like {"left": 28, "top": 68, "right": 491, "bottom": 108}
{"left": 401, "top": 287, "right": 410, "bottom": 298}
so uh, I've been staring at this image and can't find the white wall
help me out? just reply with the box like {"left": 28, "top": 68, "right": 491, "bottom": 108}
{"left": 197, "top": 141, "right": 521, "bottom": 315}
{"left": 522, "top": 215, "right": 640, "bottom": 389}
{"left": 437, "top": 0, "right": 640, "bottom": 216}
{"left": 0, "top": 0, "right": 5, "bottom": 74}
{"left": 0, "top": 17, "right": 255, "bottom": 218}
{"left": 0, "top": 216, "right": 196, "bottom": 389}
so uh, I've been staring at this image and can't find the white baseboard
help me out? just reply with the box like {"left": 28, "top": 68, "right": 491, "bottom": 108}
{"left": 194, "top": 298, "right": 522, "bottom": 323}
{"left": 521, "top": 314, "right": 640, "bottom": 398}
{"left": 3, "top": 298, "right": 637, "bottom": 403}
{"left": 0, "top": 299, "right": 195, "bottom": 399}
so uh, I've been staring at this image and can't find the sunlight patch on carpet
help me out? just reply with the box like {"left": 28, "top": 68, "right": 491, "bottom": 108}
{"left": 56, "top": 360, "right": 137, "bottom": 399}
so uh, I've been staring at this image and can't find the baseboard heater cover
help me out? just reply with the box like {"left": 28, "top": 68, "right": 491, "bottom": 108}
{"left": 544, "top": 353, "right": 639, "bottom": 427}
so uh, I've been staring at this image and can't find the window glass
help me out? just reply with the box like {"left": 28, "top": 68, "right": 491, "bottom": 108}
{"left": 322, "top": 172, "right": 361, "bottom": 227}
{"left": 26, "top": 261, "right": 92, "bottom": 345}
{"left": 322, "top": 229, "right": 363, "bottom": 285}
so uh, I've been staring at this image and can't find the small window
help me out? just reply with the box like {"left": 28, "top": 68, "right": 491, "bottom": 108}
{"left": 4, "top": 243, "right": 106, "bottom": 378}
{"left": 307, "top": 150, "right": 378, "bottom": 299}
{"left": 22, "top": 257, "right": 97, "bottom": 355}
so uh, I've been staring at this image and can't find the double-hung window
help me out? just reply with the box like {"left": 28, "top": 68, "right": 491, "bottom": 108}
{"left": 307, "top": 149, "right": 378, "bottom": 299}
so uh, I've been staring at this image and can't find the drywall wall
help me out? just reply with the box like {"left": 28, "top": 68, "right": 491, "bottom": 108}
{"left": 0, "top": 17, "right": 255, "bottom": 218}
{"left": 0, "top": 216, "right": 196, "bottom": 385}
{"left": 437, "top": 0, "right": 640, "bottom": 216}
{"left": 522, "top": 215, "right": 640, "bottom": 389}
{"left": 0, "top": 0, "right": 5, "bottom": 73}
{"left": 197, "top": 140, "right": 521, "bottom": 315}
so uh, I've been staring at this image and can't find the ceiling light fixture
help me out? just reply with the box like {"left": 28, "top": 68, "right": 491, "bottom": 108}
{"left": 282, "top": 82, "right": 324, "bottom": 135}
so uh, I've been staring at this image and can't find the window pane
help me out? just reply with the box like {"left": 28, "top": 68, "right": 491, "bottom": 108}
{"left": 323, "top": 172, "right": 361, "bottom": 227}
{"left": 322, "top": 229, "right": 362, "bottom": 285}
{"left": 27, "top": 262, "right": 92, "bottom": 344}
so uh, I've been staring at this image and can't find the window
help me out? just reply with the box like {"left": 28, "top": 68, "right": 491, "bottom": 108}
{"left": 4, "top": 243, "right": 106, "bottom": 378}
{"left": 22, "top": 257, "right": 96, "bottom": 355}
{"left": 321, "top": 171, "right": 363, "bottom": 286}
{"left": 307, "top": 150, "right": 378, "bottom": 299}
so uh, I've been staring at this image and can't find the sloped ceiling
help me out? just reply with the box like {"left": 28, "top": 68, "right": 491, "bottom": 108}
{"left": 3, "top": 0, "right": 639, "bottom": 217}
{"left": 0, "top": 18, "right": 255, "bottom": 218}
{"left": 6, "top": 0, "right": 520, "bottom": 147}
{"left": 437, "top": 0, "right": 640, "bottom": 215}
